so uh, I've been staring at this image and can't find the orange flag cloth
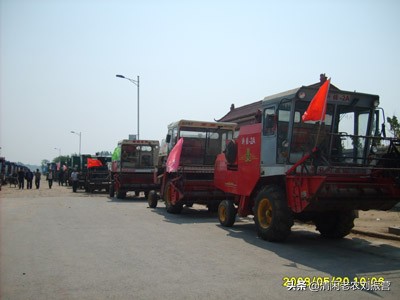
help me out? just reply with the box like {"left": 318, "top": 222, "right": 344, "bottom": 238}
{"left": 302, "top": 78, "right": 331, "bottom": 122}
{"left": 87, "top": 158, "right": 103, "bottom": 168}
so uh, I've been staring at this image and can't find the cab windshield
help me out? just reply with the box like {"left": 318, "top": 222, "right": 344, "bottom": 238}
{"left": 121, "top": 145, "right": 154, "bottom": 168}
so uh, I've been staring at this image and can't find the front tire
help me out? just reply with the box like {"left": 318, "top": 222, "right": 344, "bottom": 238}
{"left": 218, "top": 200, "right": 236, "bottom": 227}
{"left": 148, "top": 190, "right": 158, "bottom": 208}
{"left": 253, "top": 186, "right": 293, "bottom": 242}
{"left": 314, "top": 210, "right": 357, "bottom": 239}
{"left": 109, "top": 182, "right": 115, "bottom": 197}
{"left": 164, "top": 181, "right": 183, "bottom": 214}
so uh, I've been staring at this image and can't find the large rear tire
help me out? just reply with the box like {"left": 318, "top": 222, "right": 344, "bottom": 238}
{"left": 164, "top": 181, "right": 183, "bottom": 214}
{"left": 314, "top": 210, "right": 357, "bottom": 239}
{"left": 148, "top": 190, "right": 158, "bottom": 208}
{"left": 253, "top": 186, "right": 293, "bottom": 242}
{"left": 218, "top": 200, "right": 236, "bottom": 227}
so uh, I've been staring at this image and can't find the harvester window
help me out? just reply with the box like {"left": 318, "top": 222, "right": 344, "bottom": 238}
{"left": 172, "top": 128, "right": 178, "bottom": 146}
{"left": 287, "top": 101, "right": 334, "bottom": 163}
{"left": 141, "top": 155, "right": 151, "bottom": 166}
{"left": 337, "top": 109, "right": 372, "bottom": 164}
{"left": 276, "top": 100, "right": 292, "bottom": 163}
{"left": 263, "top": 107, "right": 276, "bottom": 135}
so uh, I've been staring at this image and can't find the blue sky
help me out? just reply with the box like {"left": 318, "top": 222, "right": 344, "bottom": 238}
{"left": 1, "top": 0, "right": 399, "bottom": 165}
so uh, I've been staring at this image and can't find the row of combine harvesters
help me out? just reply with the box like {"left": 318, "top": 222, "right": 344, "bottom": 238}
{"left": 80, "top": 75, "right": 400, "bottom": 242}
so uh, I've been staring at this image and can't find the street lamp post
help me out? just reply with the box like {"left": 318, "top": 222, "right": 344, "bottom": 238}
{"left": 116, "top": 74, "right": 140, "bottom": 140}
{"left": 70, "top": 131, "right": 82, "bottom": 155}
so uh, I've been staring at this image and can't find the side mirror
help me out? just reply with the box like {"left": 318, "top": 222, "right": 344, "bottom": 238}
{"left": 166, "top": 134, "right": 171, "bottom": 143}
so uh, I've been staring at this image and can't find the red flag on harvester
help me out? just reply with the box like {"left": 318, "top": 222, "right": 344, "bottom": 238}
{"left": 87, "top": 158, "right": 103, "bottom": 168}
{"left": 166, "top": 138, "right": 184, "bottom": 173}
{"left": 302, "top": 78, "right": 331, "bottom": 122}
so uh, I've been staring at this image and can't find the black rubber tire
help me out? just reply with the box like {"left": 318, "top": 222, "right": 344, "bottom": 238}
{"left": 253, "top": 186, "right": 293, "bottom": 242}
{"left": 164, "top": 181, "right": 183, "bottom": 214}
{"left": 148, "top": 190, "right": 158, "bottom": 208}
{"left": 109, "top": 182, "right": 115, "bottom": 198}
{"left": 314, "top": 210, "right": 357, "bottom": 239}
{"left": 218, "top": 200, "right": 236, "bottom": 227}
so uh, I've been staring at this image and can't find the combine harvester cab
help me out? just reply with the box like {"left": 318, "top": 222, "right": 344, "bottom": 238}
{"left": 214, "top": 76, "right": 400, "bottom": 242}
{"left": 84, "top": 156, "right": 112, "bottom": 193}
{"left": 110, "top": 140, "right": 160, "bottom": 199}
{"left": 151, "top": 120, "right": 237, "bottom": 213}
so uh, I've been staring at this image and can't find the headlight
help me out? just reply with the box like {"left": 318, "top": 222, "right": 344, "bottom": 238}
{"left": 298, "top": 91, "right": 306, "bottom": 99}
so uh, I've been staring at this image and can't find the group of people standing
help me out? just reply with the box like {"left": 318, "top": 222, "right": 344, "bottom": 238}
{"left": 17, "top": 168, "right": 42, "bottom": 189}
{"left": 13, "top": 168, "right": 80, "bottom": 192}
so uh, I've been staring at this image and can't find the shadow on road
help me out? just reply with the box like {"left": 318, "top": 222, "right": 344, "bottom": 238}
{"left": 217, "top": 220, "right": 400, "bottom": 288}
{"left": 107, "top": 196, "right": 148, "bottom": 203}
{"left": 150, "top": 203, "right": 400, "bottom": 287}
{"left": 148, "top": 202, "right": 218, "bottom": 224}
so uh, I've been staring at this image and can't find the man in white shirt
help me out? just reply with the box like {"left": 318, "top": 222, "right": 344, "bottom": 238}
{"left": 70, "top": 169, "right": 79, "bottom": 192}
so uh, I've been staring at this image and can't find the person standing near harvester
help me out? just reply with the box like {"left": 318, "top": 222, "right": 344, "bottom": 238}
{"left": 47, "top": 169, "right": 54, "bottom": 189}
{"left": 17, "top": 168, "right": 25, "bottom": 189}
{"left": 25, "top": 169, "right": 34, "bottom": 189}
{"left": 34, "top": 169, "right": 41, "bottom": 189}
{"left": 70, "top": 169, "right": 79, "bottom": 192}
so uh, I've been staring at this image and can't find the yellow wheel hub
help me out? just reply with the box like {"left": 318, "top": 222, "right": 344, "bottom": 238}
{"left": 258, "top": 198, "right": 272, "bottom": 229}
{"left": 219, "top": 205, "right": 227, "bottom": 222}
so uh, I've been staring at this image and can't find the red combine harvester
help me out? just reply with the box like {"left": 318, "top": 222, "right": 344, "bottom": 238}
{"left": 214, "top": 76, "right": 400, "bottom": 242}
{"left": 109, "top": 140, "right": 160, "bottom": 199}
{"left": 148, "top": 120, "right": 236, "bottom": 213}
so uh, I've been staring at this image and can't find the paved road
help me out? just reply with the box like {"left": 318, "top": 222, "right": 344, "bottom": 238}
{"left": 1, "top": 193, "right": 400, "bottom": 300}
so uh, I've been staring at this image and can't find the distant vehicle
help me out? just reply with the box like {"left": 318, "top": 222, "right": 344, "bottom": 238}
{"left": 150, "top": 119, "right": 236, "bottom": 213}
{"left": 6, "top": 161, "right": 18, "bottom": 186}
{"left": 109, "top": 140, "right": 160, "bottom": 199}
{"left": 76, "top": 155, "right": 90, "bottom": 189}
{"left": 84, "top": 156, "right": 111, "bottom": 193}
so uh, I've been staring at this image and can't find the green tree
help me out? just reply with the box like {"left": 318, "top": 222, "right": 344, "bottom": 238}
{"left": 53, "top": 155, "right": 70, "bottom": 165}
{"left": 387, "top": 115, "right": 400, "bottom": 138}
{"left": 41, "top": 159, "right": 50, "bottom": 172}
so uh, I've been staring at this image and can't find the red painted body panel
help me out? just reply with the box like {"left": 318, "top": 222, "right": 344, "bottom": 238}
{"left": 286, "top": 175, "right": 326, "bottom": 213}
{"left": 214, "top": 123, "right": 261, "bottom": 196}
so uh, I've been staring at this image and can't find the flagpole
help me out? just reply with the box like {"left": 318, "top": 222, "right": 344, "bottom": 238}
{"left": 313, "top": 78, "right": 331, "bottom": 149}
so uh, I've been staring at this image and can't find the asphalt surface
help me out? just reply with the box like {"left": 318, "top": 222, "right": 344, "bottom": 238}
{"left": 1, "top": 185, "right": 400, "bottom": 299}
